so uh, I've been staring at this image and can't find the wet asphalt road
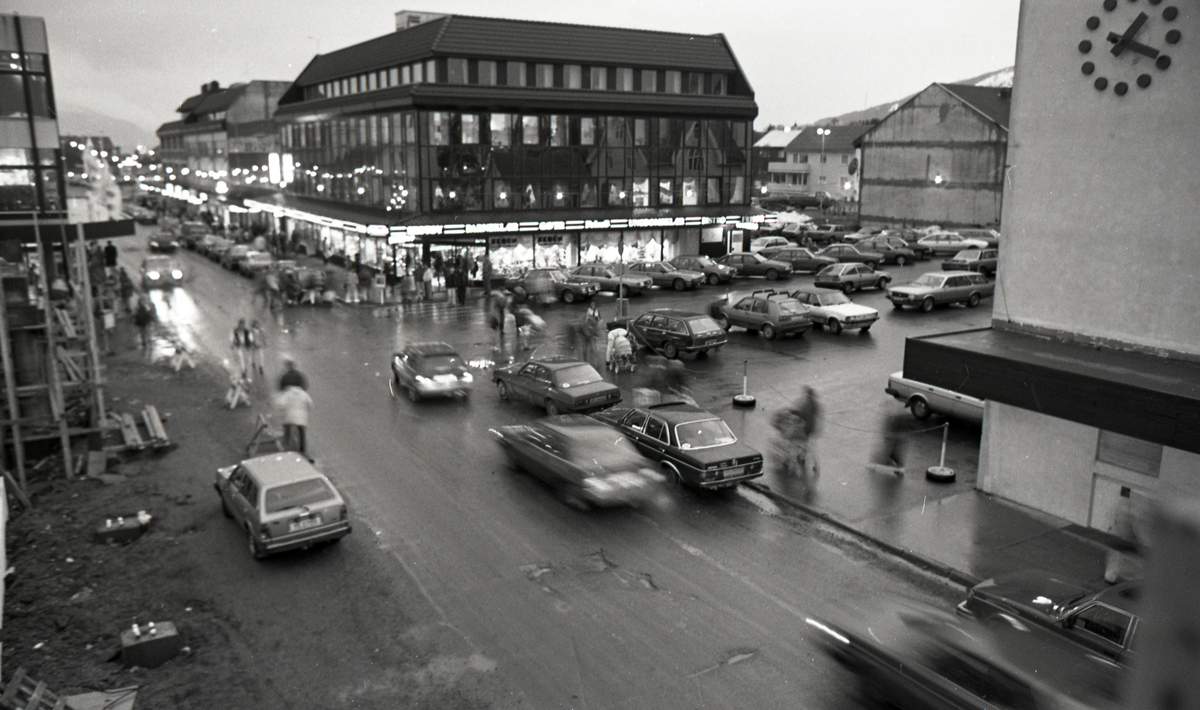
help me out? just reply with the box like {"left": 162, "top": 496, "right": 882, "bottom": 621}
{"left": 120, "top": 228, "right": 993, "bottom": 708}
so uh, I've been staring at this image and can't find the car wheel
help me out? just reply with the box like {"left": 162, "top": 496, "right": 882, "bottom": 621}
{"left": 877, "top": 277, "right": 891, "bottom": 290}
{"left": 662, "top": 463, "right": 684, "bottom": 489}
{"left": 865, "top": 261, "right": 878, "bottom": 270}
{"left": 895, "top": 255, "right": 908, "bottom": 267}
{"left": 761, "top": 323, "right": 777, "bottom": 340}
{"left": 512, "top": 287, "right": 527, "bottom": 303}
{"left": 827, "top": 319, "right": 843, "bottom": 335}
{"left": 910, "top": 397, "right": 932, "bottom": 420}
{"left": 561, "top": 289, "right": 577, "bottom": 304}
{"left": 221, "top": 497, "right": 232, "bottom": 518}
{"left": 672, "top": 278, "right": 687, "bottom": 292}
{"left": 715, "top": 314, "right": 730, "bottom": 331}
{"left": 892, "top": 302, "right": 904, "bottom": 310}
{"left": 618, "top": 284, "right": 630, "bottom": 298}
{"left": 765, "top": 269, "right": 779, "bottom": 281}
{"left": 921, "top": 297, "right": 936, "bottom": 313}
{"left": 545, "top": 400, "right": 561, "bottom": 416}
{"left": 663, "top": 342, "right": 679, "bottom": 359}
{"left": 558, "top": 485, "right": 591, "bottom": 511}
{"left": 842, "top": 283, "right": 855, "bottom": 295}
{"left": 247, "top": 528, "right": 267, "bottom": 560}
{"left": 967, "top": 292, "right": 981, "bottom": 308}
{"left": 707, "top": 273, "right": 720, "bottom": 286}
{"left": 496, "top": 381, "right": 510, "bottom": 400}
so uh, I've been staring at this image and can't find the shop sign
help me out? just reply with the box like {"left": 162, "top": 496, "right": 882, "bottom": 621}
{"left": 366, "top": 224, "right": 390, "bottom": 237}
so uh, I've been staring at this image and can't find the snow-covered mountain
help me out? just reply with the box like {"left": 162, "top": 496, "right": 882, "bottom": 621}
{"left": 807, "top": 67, "right": 1014, "bottom": 128}
{"left": 56, "top": 105, "right": 157, "bottom": 154}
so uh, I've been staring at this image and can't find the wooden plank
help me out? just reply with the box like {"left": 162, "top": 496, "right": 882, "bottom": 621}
{"left": 0, "top": 668, "right": 28, "bottom": 704}
{"left": 118, "top": 413, "right": 144, "bottom": 449}
{"left": 23, "top": 680, "right": 47, "bottom": 709}
{"left": 86, "top": 450, "right": 108, "bottom": 478}
{"left": 142, "top": 405, "right": 169, "bottom": 446}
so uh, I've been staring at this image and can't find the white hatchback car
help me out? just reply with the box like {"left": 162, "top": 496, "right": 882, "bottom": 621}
{"left": 749, "top": 236, "right": 792, "bottom": 253}
{"left": 789, "top": 287, "right": 880, "bottom": 334}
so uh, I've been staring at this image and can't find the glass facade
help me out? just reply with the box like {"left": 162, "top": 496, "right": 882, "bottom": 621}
{"left": 0, "top": 46, "right": 61, "bottom": 214}
{"left": 280, "top": 110, "right": 750, "bottom": 214}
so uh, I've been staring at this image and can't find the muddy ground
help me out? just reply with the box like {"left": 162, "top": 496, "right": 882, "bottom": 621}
{"left": 2, "top": 319, "right": 509, "bottom": 709}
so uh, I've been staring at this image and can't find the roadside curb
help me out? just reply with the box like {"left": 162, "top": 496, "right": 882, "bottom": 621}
{"left": 743, "top": 480, "right": 982, "bottom": 589}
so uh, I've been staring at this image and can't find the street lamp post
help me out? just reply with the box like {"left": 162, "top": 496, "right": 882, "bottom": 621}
{"left": 816, "top": 128, "right": 831, "bottom": 211}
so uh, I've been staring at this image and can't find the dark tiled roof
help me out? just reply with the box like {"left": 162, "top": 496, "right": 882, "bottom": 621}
{"left": 291, "top": 14, "right": 740, "bottom": 89}
{"left": 785, "top": 124, "right": 873, "bottom": 153}
{"left": 193, "top": 83, "right": 247, "bottom": 115}
{"left": 937, "top": 84, "right": 1010, "bottom": 129}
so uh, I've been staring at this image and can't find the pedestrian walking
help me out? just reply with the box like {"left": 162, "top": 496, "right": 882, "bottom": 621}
{"left": 422, "top": 262, "right": 434, "bottom": 300}
{"left": 279, "top": 358, "right": 308, "bottom": 391}
{"left": 248, "top": 319, "right": 266, "bottom": 376}
{"left": 231, "top": 318, "right": 252, "bottom": 379}
{"left": 1105, "top": 487, "right": 1148, "bottom": 584}
{"left": 487, "top": 290, "right": 509, "bottom": 333}
{"left": 455, "top": 265, "right": 468, "bottom": 306}
{"left": 132, "top": 296, "right": 155, "bottom": 361}
{"left": 772, "top": 386, "right": 821, "bottom": 500}
{"left": 583, "top": 302, "right": 602, "bottom": 365}
{"left": 344, "top": 266, "right": 360, "bottom": 304}
{"left": 869, "top": 408, "right": 910, "bottom": 476}
{"left": 276, "top": 384, "right": 313, "bottom": 457}
{"left": 103, "top": 240, "right": 118, "bottom": 279}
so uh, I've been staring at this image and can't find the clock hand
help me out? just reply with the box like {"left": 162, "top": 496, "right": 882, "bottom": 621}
{"left": 1109, "top": 11, "right": 1149, "bottom": 57}
{"left": 1106, "top": 34, "right": 1161, "bottom": 59}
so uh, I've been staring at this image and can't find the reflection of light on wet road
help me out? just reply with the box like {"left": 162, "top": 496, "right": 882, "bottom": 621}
{"left": 147, "top": 288, "right": 203, "bottom": 361}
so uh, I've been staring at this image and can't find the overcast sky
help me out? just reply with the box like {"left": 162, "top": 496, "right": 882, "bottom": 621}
{"left": 11, "top": 0, "right": 1019, "bottom": 146}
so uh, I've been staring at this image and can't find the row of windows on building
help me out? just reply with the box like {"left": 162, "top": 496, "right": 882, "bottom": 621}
{"left": 304, "top": 58, "right": 730, "bottom": 101}
{"left": 0, "top": 52, "right": 53, "bottom": 120}
{"left": 788, "top": 153, "right": 851, "bottom": 164}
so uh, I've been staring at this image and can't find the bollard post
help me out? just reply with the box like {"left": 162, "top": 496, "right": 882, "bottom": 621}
{"left": 926, "top": 421, "right": 955, "bottom": 481}
{"left": 732, "top": 359, "right": 756, "bottom": 407}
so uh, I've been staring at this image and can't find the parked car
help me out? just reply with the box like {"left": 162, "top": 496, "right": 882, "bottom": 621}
{"left": 916, "top": 232, "right": 990, "bottom": 257}
{"left": 714, "top": 252, "right": 793, "bottom": 281}
{"left": 749, "top": 236, "right": 791, "bottom": 253}
{"left": 886, "top": 371, "right": 985, "bottom": 422}
{"left": 788, "top": 287, "right": 879, "bottom": 334}
{"left": 799, "top": 224, "right": 854, "bottom": 245}
{"left": 179, "top": 221, "right": 211, "bottom": 249}
{"left": 852, "top": 236, "right": 918, "bottom": 266}
{"left": 813, "top": 263, "right": 892, "bottom": 293}
{"left": 391, "top": 341, "right": 474, "bottom": 401}
{"left": 624, "top": 308, "right": 727, "bottom": 359}
{"left": 707, "top": 289, "right": 812, "bottom": 340}
{"left": 239, "top": 250, "right": 275, "bottom": 276}
{"left": 591, "top": 402, "right": 764, "bottom": 490}
{"left": 214, "top": 452, "right": 352, "bottom": 559}
{"left": 140, "top": 255, "right": 184, "bottom": 290}
{"left": 666, "top": 255, "right": 736, "bottom": 285}
{"left": 886, "top": 271, "right": 994, "bottom": 311}
{"left": 147, "top": 232, "right": 179, "bottom": 254}
{"left": 126, "top": 204, "right": 158, "bottom": 225}
{"left": 758, "top": 246, "right": 838, "bottom": 274}
{"left": 957, "top": 570, "right": 1143, "bottom": 672}
{"left": 196, "top": 234, "right": 226, "bottom": 257}
{"left": 492, "top": 415, "right": 663, "bottom": 509}
{"left": 493, "top": 356, "right": 621, "bottom": 416}
{"left": 220, "top": 244, "right": 251, "bottom": 270}
{"left": 942, "top": 248, "right": 999, "bottom": 276}
{"left": 815, "top": 243, "right": 886, "bottom": 270}
{"left": 955, "top": 228, "right": 1001, "bottom": 247}
{"left": 505, "top": 268, "right": 599, "bottom": 304}
{"left": 626, "top": 261, "right": 705, "bottom": 291}
{"left": 567, "top": 264, "right": 653, "bottom": 297}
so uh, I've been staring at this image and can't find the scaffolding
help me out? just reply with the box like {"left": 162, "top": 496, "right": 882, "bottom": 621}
{"left": 0, "top": 216, "right": 106, "bottom": 506}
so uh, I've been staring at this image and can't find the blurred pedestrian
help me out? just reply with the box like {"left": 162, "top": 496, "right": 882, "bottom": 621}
{"left": 344, "top": 265, "right": 360, "bottom": 304}
{"left": 455, "top": 265, "right": 468, "bottom": 305}
{"left": 276, "top": 384, "right": 313, "bottom": 457}
{"left": 103, "top": 240, "right": 118, "bottom": 278}
{"left": 870, "top": 408, "right": 910, "bottom": 476}
{"left": 231, "top": 318, "right": 252, "bottom": 379}
{"left": 513, "top": 306, "right": 545, "bottom": 351}
{"left": 279, "top": 358, "right": 308, "bottom": 391}
{"left": 248, "top": 319, "right": 266, "bottom": 376}
{"left": 132, "top": 295, "right": 155, "bottom": 361}
{"left": 1105, "top": 487, "right": 1148, "bottom": 584}
{"left": 772, "top": 386, "right": 821, "bottom": 498}
{"left": 488, "top": 290, "right": 509, "bottom": 333}
{"left": 422, "top": 262, "right": 434, "bottom": 300}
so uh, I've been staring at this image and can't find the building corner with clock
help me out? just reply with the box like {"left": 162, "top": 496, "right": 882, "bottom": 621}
{"left": 896, "top": 0, "right": 1199, "bottom": 534}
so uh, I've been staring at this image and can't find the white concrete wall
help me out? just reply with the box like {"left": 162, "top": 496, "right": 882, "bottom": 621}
{"left": 995, "top": 0, "right": 1200, "bottom": 355}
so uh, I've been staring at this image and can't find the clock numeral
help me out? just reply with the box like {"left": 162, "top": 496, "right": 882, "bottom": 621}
{"left": 1165, "top": 29, "right": 1181, "bottom": 45}
{"left": 1080, "top": 40, "right": 1094, "bottom": 54}
{"left": 1114, "top": 82, "right": 1129, "bottom": 96}
{"left": 1094, "top": 77, "right": 1110, "bottom": 91}
{"left": 1162, "top": 6, "right": 1178, "bottom": 21}
{"left": 1087, "top": 16, "right": 1101, "bottom": 30}
{"left": 1137, "top": 74, "right": 1152, "bottom": 88}
{"left": 1082, "top": 61, "right": 1096, "bottom": 76}
{"left": 1103, "top": 0, "right": 1117, "bottom": 12}
{"left": 1156, "top": 55, "right": 1171, "bottom": 70}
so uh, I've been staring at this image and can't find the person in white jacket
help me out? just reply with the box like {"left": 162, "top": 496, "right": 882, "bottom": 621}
{"left": 276, "top": 385, "right": 313, "bottom": 457}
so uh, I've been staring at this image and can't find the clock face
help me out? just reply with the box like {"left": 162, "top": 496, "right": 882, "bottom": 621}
{"left": 1079, "top": 0, "right": 1183, "bottom": 95}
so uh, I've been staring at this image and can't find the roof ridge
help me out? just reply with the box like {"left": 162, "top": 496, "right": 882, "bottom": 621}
{"left": 432, "top": 12, "right": 723, "bottom": 40}
{"left": 934, "top": 83, "right": 1009, "bottom": 130}
{"left": 428, "top": 14, "right": 453, "bottom": 52}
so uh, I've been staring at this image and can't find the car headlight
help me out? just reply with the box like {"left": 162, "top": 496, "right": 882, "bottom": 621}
{"left": 415, "top": 375, "right": 432, "bottom": 385}
{"left": 171, "top": 269, "right": 183, "bottom": 279}
{"left": 461, "top": 372, "right": 474, "bottom": 382}
{"left": 147, "top": 271, "right": 160, "bottom": 280}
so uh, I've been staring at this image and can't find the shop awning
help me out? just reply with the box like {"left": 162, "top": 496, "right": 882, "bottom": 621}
{"left": 902, "top": 326, "right": 1200, "bottom": 454}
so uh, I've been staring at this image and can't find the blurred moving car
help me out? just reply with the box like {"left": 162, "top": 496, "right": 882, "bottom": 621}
{"left": 916, "top": 232, "right": 990, "bottom": 256}
{"left": 815, "top": 243, "right": 886, "bottom": 269}
{"left": 714, "top": 252, "right": 793, "bottom": 281}
{"left": 625, "top": 308, "right": 727, "bottom": 359}
{"left": 140, "top": 255, "right": 184, "bottom": 289}
{"left": 592, "top": 402, "right": 763, "bottom": 489}
{"left": 567, "top": 264, "right": 653, "bottom": 297}
{"left": 942, "top": 248, "right": 999, "bottom": 276}
{"left": 214, "top": 452, "right": 352, "bottom": 559}
{"left": 956, "top": 228, "right": 1002, "bottom": 247}
{"left": 492, "top": 415, "right": 663, "bottom": 509}
{"left": 886, "top": 371, "right": 985, "bottom": 422}
{"left": 505, "top": 268, "right": 599, "bottom": 304}
{"left": 957, "top": 570, "right": 1143, "bottom": 671}
{"left": 806, "top": 602, "right": 1122, "bottom": 710}
{"left": 239, "top": 250, "right": 275, "bottom": 277}
{"left": 789, "top": 286, "right": 879, "bottom": 334}
{"left": 708, "top": 289, "right": 812, "bottom": 340}
{"left": 391, "top": 341, "right": 474, "bottom": 401}
{"left": 813, "top": 263, "right": 892, "bottom": 293}
{"left": 626, "top": 261, "right": 706, "bottom": 291}
{"left": 758, "top": 246, "right": 837, "bottom": 274}
{"left": 886, "top": 272, "right": 994, "bottom": 311}
{"left": 667, "top": 255, "right": 736, "bottom": 285}
{"left": 749, "top": 236, "right": 791, "bottom": 253}
{"left": 147, "top": 231, "right": 180, "bottom": 254}
{"left": 494, "top": 356, "right": 620, "bottom": 416}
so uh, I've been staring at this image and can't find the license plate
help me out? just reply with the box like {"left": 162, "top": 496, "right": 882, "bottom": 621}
{"left": 289, "top": 516, "right": 322, "bottom": 532}
{"left": 725, "top": 466, "right": 744, "bottom": 477}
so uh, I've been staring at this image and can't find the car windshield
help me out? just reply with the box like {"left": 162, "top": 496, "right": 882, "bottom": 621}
{"left": 685, "top": 316, "right": 724, "bottom": 337}
{"left": 777, "top": 299, "right": 807, "bottom": 315}
{"left": 546, "top": 270, "right": 569, "bottom": 282}
{"left": 953, "top": 250, "right": 981, "bottom": 260}
{"left": 819, "top": 292, "right": 851, "bottom": 305}
{"left": 675, "top": 419, "right": 737, "bottom": 449}
{"left": 419, "top": 354, "right": 463, "bottom": 373}
{"left": 749, "top": 253, "right": 768, "bottom": 262}
{"left": 144, "top": 258, "right": 173, "bottom": 270}
{"left": 912, "top": 274, "right": 948, "bottom": 287}
{"left": 689, "top": 257, "right": 715, "bottom": 267}
{"left": 554, "top": 364, "right": 604, "bottom": 388}
{"left": 264, "top": 477, "right": 337, "bottom": 514}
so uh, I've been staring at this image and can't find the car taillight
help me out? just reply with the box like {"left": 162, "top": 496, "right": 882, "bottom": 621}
{"left": 339, "top": 505, "right": 348, "bottom": 521}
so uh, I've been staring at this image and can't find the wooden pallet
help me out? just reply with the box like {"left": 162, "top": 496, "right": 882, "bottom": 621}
{"left": 107, "top": 404, "right": 171, "bottom": 452}
{"left": 246, "top": 413, "right": 285, "bottom": 456}
{"left": 0, "top": 667, "right": 66, "bottom": 710}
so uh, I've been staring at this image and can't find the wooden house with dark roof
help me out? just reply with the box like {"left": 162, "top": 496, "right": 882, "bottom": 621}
{"left": 260, "top": 13, "right": 760, "bottom": 275}
{"left": 855, "top": 82, "right": 1010, "bottom": 229}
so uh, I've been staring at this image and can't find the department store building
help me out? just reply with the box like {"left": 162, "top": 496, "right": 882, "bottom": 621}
{"left": 257, "top": 11, "right": 762, "bottom": 277}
